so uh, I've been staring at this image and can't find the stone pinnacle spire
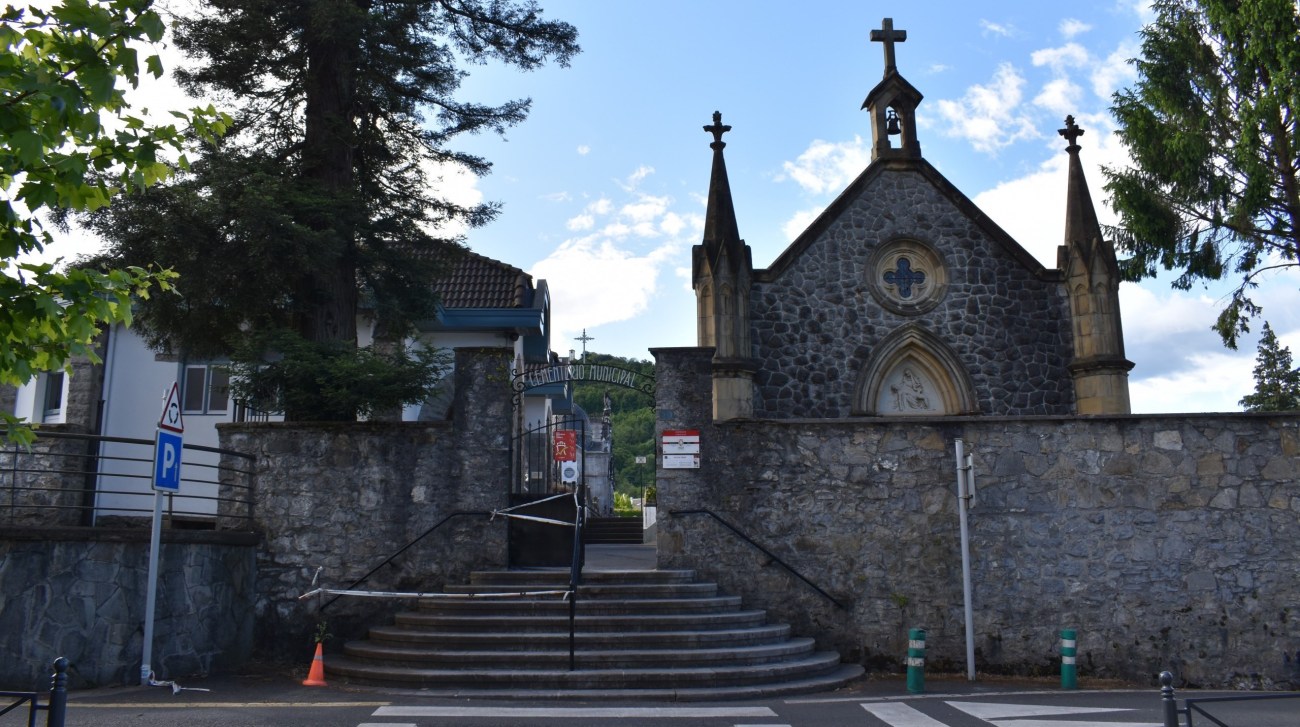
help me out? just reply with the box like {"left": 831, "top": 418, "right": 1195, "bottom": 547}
{"left": 701, "top": 111, "right": 744, "bottom": 272}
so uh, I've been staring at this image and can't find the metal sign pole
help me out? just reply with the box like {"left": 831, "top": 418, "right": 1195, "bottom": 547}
{"left": 140, "top": 489, "right": 164, "bottom": 685}
{"left": 954, "top": 439, "right": 976, "bottom": 682}
{"left": 142, "top": 382, "right": 184, "bottom": 686}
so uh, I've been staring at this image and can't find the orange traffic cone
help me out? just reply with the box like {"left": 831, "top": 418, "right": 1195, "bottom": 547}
{"left": 302, "top": 642, "right": 327, "bottom": 686}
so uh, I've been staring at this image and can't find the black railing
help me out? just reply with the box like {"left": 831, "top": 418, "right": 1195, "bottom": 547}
{"left": 321, "top": 511, "right": 494, "bottom": 612}
{"left": 0, "top": 657, "right": 69, "bottom": 727}
{"left": 1, "top": 430, "right": 255, "bottom": 529}
{"left": 1160, "top": 671, "right": 1300, "bottom": 726}
{"left": 568, "top": 495, "right": 585, "bottom": 670}
{"left": 670, "top": 509, "right": 848, "bottom": 610}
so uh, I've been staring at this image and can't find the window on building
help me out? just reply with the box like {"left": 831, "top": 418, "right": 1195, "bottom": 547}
{"left": 183, "top": 365, "right": 230, "bottom": 414}
{"left": 42, "top": 372, "right": 64, "bottom": 418}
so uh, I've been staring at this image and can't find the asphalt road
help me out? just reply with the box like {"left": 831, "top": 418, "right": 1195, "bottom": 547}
{"left": 52, "top": 673, "right": 1299, "bottom": 727}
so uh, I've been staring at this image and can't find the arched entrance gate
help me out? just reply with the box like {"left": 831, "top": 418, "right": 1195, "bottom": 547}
{"left": 508, "top": 361, "right": 654, "bottom": 567}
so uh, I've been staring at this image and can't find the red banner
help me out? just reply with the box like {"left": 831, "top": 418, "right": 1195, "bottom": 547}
{"left": 553, "top": 430, "right": 577, "bottom": 462}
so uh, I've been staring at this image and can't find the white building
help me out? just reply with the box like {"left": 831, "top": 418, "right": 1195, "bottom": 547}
{"left": 6, "top": 250, "right": 561, "bottom": 525}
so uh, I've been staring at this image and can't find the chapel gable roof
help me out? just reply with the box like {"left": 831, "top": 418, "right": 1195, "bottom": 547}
{"left": 755, "top": 157, "right": 1060, "bottom": 283}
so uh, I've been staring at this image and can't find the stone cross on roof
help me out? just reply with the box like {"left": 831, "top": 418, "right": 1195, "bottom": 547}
{"left": 870, "top": 18, "right": 907, "bottom": 75}
{"left": 1059, "top": 114, "right": 1085, "bottom": 152}
{"left": 704, "top": 110, "right": 731, "bottom": 146}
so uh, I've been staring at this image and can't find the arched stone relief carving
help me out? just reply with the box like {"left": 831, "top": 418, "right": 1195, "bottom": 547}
{"left": 865, "top": 237, "right": 949, "bottom": 315}
{"left": 853, "top": 324, "right": 979, "bottom": 416}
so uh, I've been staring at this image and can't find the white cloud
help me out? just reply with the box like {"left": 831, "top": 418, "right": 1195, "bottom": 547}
{"left": 566, "top": 214, "right": 594, "bottom": 232}
{"left": 776, "top": 137, "right": 870, "bottom": 196}
{"left": 1129, "top": 349, "right": 1254, "bottom": 413}
{"left": 577, "top": 145, "right": 590, "bottom": 156}
{"left": 620, "top": 195, "right": 671, "bottom": 225}
{"left": 1034, "top": 77, "right": 1084, "bottom": 116}
{"left": 973, "top": 113, "right": 1126, "bottom": 266}
{"left": 618, "top": 166, "right": 655, "bottom": 191}
{"left": 782, "top": 207, "right": 824, "bottom": 242}
{"left": 1059, "top": 18, "right": 1093, "bottom": 38}
{"left": 1031, "top": 42, "right": 1090, "bottom": 72}
{"left": 660, "top": 212, "right": 687, "bottom": 237}
{"left": 1091, "top": 40, "right": 1139, "bottom": 99}
{"left": 933, "top": 63, "right": 1040, "bottom": 154}
{"left": 980, "top": 19, "right": 1015, "bottom": 37}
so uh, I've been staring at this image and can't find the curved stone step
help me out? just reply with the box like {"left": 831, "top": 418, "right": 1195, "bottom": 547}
{"left": 443, "top": 581, "right": 718, "bottom": 598}
{"left": 416, "top": 595, "right": 743, "bottom": 615}
{"left": 367, "top": 623, "right": 793, "bottom": 650}
{"left": 393, "top": 609, "right": 770, "bottom": 633}
{"left": 342, "top": 637, "right": 817, "bottom": 669}
{"left": 469, "top": 569, "right": 695, "bottom": 586}
{"left": 325, "top": 650, "right": 848, "bottom": 690}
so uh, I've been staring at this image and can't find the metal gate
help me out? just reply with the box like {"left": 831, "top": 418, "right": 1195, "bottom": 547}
{"left": 507, "top": 416, "right": 586, "bottom": 568}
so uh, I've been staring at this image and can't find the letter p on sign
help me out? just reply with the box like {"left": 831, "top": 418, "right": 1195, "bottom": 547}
{"left": 153, "top": 430, "right": 183, "bottom": 492}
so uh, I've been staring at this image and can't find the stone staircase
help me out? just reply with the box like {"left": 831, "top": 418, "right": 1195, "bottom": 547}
{"left": 325, "top": 566, "right": 863, "bottom": 698}
{"left": 583, "top": 514, "right": 645, "bottom": 544}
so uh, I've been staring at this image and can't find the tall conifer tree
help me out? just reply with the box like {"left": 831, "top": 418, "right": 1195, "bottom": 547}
{"left": 1104, "top": 0, "right": 1299, "bottom": 348}
{"left": 84, "top": 0, "right": 578, "bottom": 419}
{"left": 1239, "top": 323, "right": 1300, "bottom": 411}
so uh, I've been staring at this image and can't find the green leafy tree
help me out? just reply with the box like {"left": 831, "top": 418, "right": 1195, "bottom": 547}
{"left": 83, "top": 0, "right": 579, "bottom": 420}
{"left": 1, "top": 0, "right": 228, "bottom": 443}
{"left": 1239, "top": 322, "right": 1300, "bottom": 411}
{"left": 1104, "top": 0, "right": 1300, "bottom": 348}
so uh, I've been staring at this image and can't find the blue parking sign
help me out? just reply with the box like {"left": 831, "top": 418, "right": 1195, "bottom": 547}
{"left": 153, "top": 429, "right": 183, "bottom": 492}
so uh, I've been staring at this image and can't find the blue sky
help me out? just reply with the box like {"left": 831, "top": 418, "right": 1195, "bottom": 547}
{"left": 448, "top": 0, "right": 1300, "bottom": 414}
{"left": 23, "top": 0, "right": 1300, "bottom": 413}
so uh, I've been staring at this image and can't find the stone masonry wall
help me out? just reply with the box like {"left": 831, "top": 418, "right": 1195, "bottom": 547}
{"left": 0, "top": 530, "right": 255, "bottom": 690}
{"left": 655, "top": 346, "right": 1300, "bottom": 687}
{"left": 750, "top": 165, "right": 1075, "bottom": 418}
{"left": 218, "top": 348, "right": 514, "bottom": 660}
{"left": 0, "top": 430, "right": 94, "bottom": 527}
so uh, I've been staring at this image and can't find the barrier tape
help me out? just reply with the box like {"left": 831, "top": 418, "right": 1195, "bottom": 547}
{"left": 489, "top": 491, "right": 581, "bottom": 528}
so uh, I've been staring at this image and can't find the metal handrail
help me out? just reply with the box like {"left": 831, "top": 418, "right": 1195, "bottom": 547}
{"left": 567, "top": 490, "right": 586, "bottom": 671}
{"left": 321, "top": 511, "right": 494, "bottom": 612}
{"left": 1, "top": 430, "right": 255, "bottom": 528}
{"left": 0, "top": 657, "right": 69, "bottom": 727}
{"left": 669, "top": 509, "right": 847, "bottom": 610}
{"left": 1160, "top": 670, "right": 1300, "bottom": 726}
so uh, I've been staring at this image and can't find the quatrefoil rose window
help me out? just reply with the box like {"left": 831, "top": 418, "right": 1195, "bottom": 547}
{"left": 866, "top": 239, "right": 948, "bottom": 315}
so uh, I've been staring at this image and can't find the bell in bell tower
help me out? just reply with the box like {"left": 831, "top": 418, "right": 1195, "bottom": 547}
{"left": 862, "top": 17, "right": 923, "bottom": 160}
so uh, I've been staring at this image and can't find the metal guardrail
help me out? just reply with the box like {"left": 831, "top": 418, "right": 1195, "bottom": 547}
{"left": 1, "top": 430, "right": 255, "bottom": 529}
{"left": 669, "top": 509, "right": 848, "bottom": 610}
{"left": 0, "top": 657, "right": 69, "bottom": 727}
{"left": 1161, "top": 671, "right": 1300, "bottom": 726}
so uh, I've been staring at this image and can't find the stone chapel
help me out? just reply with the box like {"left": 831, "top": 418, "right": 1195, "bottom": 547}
{"left": 692, "top": 18, "right": 1134, "bottom": 421}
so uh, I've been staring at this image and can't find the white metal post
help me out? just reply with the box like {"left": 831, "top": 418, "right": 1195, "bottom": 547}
{"left": 140, "top": 489, "right": 163, "bottom": 685}
{"left": 955, "top": 438, "right": 976, "bottom": 682}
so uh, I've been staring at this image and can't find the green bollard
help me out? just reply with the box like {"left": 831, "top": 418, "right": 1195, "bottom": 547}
{"left": 1061, "top": 628, "right": 1078, "bottom": 689}
{"left": 906, "top": 628, "right": 926, "bottom": 694}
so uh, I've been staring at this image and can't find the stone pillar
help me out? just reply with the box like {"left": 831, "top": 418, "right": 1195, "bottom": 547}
{"left": 451, "top": 347, "right": 514, "bottom": 515}
{"left": 649, "top": 347, "right": 714, "bottom": 569}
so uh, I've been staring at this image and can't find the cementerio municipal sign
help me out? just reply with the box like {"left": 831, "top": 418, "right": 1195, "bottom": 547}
{"left": 511, "top": 362, "right": 654, "bottom": 398}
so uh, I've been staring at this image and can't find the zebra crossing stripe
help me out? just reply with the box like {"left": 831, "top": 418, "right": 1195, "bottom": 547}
{"left": 862, "top": 702, "right": 949, "bottom": 726}
{"left": 372, "top": 706, "right": 777, "bottom": 719}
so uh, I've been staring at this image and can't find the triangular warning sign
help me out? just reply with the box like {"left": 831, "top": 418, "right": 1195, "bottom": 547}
{"left": 158, "top": 381, "right": 185, "bottom": 434}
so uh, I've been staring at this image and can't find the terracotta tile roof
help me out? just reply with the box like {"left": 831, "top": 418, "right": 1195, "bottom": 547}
{"left": 432, "top": 249, "right": 533, "bottom": 309}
